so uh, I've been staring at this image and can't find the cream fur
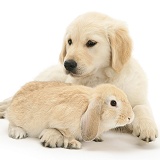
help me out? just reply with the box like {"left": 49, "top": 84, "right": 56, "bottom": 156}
{"left": 0, "top": 12, "right": 158, "bottom": 142}
{"left": 6, "top": 81, "right": 134, "bottom": 149}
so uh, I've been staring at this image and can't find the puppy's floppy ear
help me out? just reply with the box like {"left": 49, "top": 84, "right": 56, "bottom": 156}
{"left": 81, "top": 97, "right": 102, "bottom": 141}
{"left": 108, "top": 24, "right": 132, "bottom": 72}
{"left": 59, "top": 38, "right": 66, "bottom": 64}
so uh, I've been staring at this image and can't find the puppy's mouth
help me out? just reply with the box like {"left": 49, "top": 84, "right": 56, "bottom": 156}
{"left": 65, "top": 70, "right": 93, "bottom": 78}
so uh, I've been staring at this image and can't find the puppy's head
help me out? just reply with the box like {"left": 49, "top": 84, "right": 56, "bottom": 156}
{"left": 59, "top": 12, "right": 132, "bottom": 77}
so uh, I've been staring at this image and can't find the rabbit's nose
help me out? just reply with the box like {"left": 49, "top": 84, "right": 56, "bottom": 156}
{"left": 127, "top": 113, "right": 134, "bottom": 124}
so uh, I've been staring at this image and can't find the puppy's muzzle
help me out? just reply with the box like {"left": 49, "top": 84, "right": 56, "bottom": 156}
{"left": 64, "top": 60, "right": 77, "bottom": 72}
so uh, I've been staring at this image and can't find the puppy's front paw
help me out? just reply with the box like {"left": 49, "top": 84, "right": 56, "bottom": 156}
{"left": 39, "top": 129, "right": 64, "bottom": 148}
{"left": 132, "top": 118, "right": 158, "bottom": 142}
{"left": 8, "top": 124, "right": 27, "bottom": 139}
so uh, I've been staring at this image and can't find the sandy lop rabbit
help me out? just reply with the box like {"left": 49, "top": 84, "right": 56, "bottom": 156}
{"left": 6, "top": 81, "right": 134, "bottom": 149}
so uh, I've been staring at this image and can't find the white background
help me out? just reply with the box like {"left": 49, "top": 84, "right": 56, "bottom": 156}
{"left": 0, "top": 0, "right": 160, "bottom": 160}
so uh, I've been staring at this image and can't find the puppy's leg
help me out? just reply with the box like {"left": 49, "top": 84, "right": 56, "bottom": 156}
{"left": 0, "top": 97, "right": 12, "bottom": 118}
{"left": 8, "top": 124, "right": 27, "bottom": 139}
{"left": 131, "top": 105, "right": 158, "bottom": 142}
{"left": 39, "top": 129, "right": 64, "bottom": 148}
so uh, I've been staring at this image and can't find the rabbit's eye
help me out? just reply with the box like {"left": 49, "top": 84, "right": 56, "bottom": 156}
{"left": 110, "top": 100, "right": 117, "bottom": 107}
{"left": 68, "top": 39, "right": 72, "bottom": 45}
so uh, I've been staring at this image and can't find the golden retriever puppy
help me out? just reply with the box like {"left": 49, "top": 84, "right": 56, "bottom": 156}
{"left": 0, "top": 12, "right": 158, "bottom": 143}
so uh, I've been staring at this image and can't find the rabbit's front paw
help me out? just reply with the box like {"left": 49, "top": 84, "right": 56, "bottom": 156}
{"left": 93, "top": 136, "right": 103, "bottom": 142}
{"left": 67, "top": 139, "right": 82, "bottom": 149}
{"left": 8, "top": 124, "right": 27, "bottom": 139}
{"left": 39, "top": 129, "right": 64, "bottom": 148}
{"left": 0, "top": 104, "right": 7, "bottom": 118}
{"left": 132, "top": 117, "right": 158, "bottom": 142}
{"left": 0, "top": 98, "right": 11, "bottom": 118}
{"left": 0, "top": 111, "right": 5, "bottom": 119}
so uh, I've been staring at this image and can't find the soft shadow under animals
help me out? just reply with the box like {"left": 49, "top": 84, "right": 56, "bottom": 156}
{"left": 82, "top": 131, "right": 158, "bottom": 152}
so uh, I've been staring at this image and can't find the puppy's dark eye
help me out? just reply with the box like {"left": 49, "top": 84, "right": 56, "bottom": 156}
{"left": 68, "top": 39, "right": 72, "bottom": 45}
{"left": 86, "top": 40, "right": 97, "bottom": 47}
{"left": 110, "top": 100, "right": 117, "bottom": 107}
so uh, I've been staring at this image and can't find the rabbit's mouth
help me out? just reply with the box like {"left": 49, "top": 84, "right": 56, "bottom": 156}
{"left": 116, "top": 116, "right": 133, "bottom": 127}
{"left": 114, "top": 125, "right": 133, "bottom": 133}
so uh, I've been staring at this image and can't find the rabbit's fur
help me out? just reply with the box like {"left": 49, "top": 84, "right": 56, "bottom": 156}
{"left": 6, "top": 81, "right": 134, "bottom": 149}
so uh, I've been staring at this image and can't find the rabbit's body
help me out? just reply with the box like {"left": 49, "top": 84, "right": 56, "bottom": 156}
{"left": 6, "top": 81, "right": 134, "bottom": 149}
{"left": 7, "top": 82, "right": 90, "bottom": 139}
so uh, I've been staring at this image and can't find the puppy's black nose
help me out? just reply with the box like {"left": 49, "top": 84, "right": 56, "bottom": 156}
{"left": 64, "top": 60, "right": 77, "bottom": 71}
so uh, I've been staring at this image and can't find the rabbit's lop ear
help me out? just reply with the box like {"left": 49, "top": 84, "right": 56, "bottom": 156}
{"left": 81, "top": 98, "right": 102, "bottom": 141}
